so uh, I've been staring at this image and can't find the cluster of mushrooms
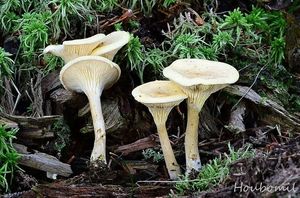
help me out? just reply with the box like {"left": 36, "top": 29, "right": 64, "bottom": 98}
{"left": 132, "top": 59, "right": 239, "bottom": 179}
{"left": 44, "top": 31, "right": 130, "bottom": 163}
{"left": 43, "top": 31, "right": 239, "bottom": 180}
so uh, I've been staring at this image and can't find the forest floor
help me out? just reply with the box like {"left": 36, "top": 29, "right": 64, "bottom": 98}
{"left": 1, "top": 0, "right": 300, "bottom": 197}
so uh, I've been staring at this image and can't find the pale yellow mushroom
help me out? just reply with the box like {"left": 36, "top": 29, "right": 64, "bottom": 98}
{"left": 43, "top": 34, "right": 106, "bottom": 63}
{"left": 91, "top": 31, "right": 130, "bottom": 60}
{"left": 163, "top": 59, "right": 239, "bottom": 174}
{"left": 132, "top": 80, "right": 187, "bottom": 180}
{"left": 60, "top": 56, "right": 121, "bottom": 163}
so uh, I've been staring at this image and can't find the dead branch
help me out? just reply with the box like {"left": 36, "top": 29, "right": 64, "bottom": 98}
{"left": 0, "top": 112, "right": 61, "bottom": 128}
{"left": 13, "top": 143, "right": 72, "bottom": 177}
{"left": 115, "top": 135, "right": 157, "bottom": 155}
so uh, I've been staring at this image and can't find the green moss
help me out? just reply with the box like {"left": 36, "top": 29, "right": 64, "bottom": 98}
{"left": 175, "top": 144, "right": 254, "bottom": 194}
{"left": 0, "top": 125, "right": 20, "bottom": 193}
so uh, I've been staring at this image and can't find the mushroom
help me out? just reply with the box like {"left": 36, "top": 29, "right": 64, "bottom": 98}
{"left": 163, "top": 59, "right": 239, "bottom": 174}
{"left": 43, "top": 33, "right": 106, "bottom": 63}
{"left": 60, "top": 56, "right": 121, "bottom": 163}
{"left": 91, "top": 31, "right": 130, "bottom": 60}
{"left": 132, "top": 80, "right": 187, "bottom": 180}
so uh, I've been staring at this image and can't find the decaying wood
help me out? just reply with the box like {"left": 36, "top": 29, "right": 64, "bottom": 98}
{"left": 122, "top": 160, "right": 159, "bottom": 174}
{"left": 44, "top": 71, "right": 129, "bottom": 135}
{"left": 13, "top": 143, "right": 72, "bottom": 177}
{"left": 1, "top": 113, "right": 55, "bottom": 140}
{"left": 199, "top": 105, "right": 220, "bottom": 139}
{"left": 41, "top": 70, "right": 61, "bottom": 94}
{"left": 17, "top": 128, "right": 54, "bottom": 139}
{"left": 17, "top": 183, "right": 170, "bottom": 198}
{"left": 0, "top": 116, "right": 18, "bottom": 128}
{"left": 78, "top": 97, "right": 128, "bottom": 134}
{"left": 42, "top": 71, "right": 85, "bottom": 106}
{"left": 115, "top": 135, "right": 157, "bottom": 156}
{"left": 96, "top": 97, "right": 127, "bottom": 134}
{"left": 227, "top": 102, "right": 246, "bottom": 133}
{"left": 225, "top": 85, "right": 300, "bottom": 130}
{"left": 29, "top": 73, "right": 44, "bottom": 117}
{"left": 0, "top": 111, "right": 61, "bottom": 128}
{"left": 50, "top": 88, "right": 75, "bottom": 104}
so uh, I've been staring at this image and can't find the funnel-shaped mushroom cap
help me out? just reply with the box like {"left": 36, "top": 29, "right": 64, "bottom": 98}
{"left": 163, "top": 59, "right": 239, "bottom": 174}
{"left": 43, "top": 34, "right": 106, "bottom": 63}
{"left": 132, "top": 80, "right": 186, "bottom": 180}
{"left": 132, "top": 81, "right": 187, "bottom": 106}
{"left": 91, "top": 31, "right": 130, "bottom": 60}
{"left": 63, "top": 34, "right": 105, "bottom": 46}
{"left": 60, "top": 56, "right": 121, "bottom": 94}
{"left": 163, "top": 59, "right": 239, "bottom": 87}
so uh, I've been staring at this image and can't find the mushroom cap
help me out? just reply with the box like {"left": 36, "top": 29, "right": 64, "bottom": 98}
{"left": 132, "top": 80, "right": 187, "bottom": 104}
{"left": 163, "top": 59, "right": 239, "bottom": 87}
{"left": 60, "top": 56, "right": 121, "bottom": 93}
{"left": 43, "top": 44, "right": 64, "bottom": 55}
{"left": 63, "top": 33, "right": 106, "bottom": 46}
{"left": 91, "top": 31, "right": 130, "bottom": 58}
{"left": 44, "top": 34, "right": 106, "bottom": 63}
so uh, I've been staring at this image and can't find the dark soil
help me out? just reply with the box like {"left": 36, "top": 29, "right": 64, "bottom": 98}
{"left": 195, "top": 136, "right": 300, "bottom": 197}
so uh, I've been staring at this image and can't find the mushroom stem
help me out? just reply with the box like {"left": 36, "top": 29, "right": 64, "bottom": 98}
{"left": 182, "top": 88, "right": 209, "bottom": 174}
{"left": 184, "top": 86, "right": 229, "bottom": 174}
{"left": 156, "top": 123, "right": 181, "bottom": 180}
{"left": 185, "top": 103, "right": 202, "bottom": 174}
{"left": 150, "top": 107, "right": 181, "bottom": 180}
{"left": 86, "top": 90, "right": 106, "bottom": 163}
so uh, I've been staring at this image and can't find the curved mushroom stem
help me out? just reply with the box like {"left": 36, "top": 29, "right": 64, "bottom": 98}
{"left": 185, "top": 103, "right": 202, "bottom": 174}
{"left": 156, "top": 123, "right": 181, "bottom": 180}
{"left": 150, "top": 107, "right": 181, "bottom": 180}
{"left": 86, "top": 90, "right": 106, "bottom": 163}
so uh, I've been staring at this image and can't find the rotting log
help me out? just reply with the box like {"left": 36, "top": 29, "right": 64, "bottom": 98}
{"left": 0, "top": 112, "right": 61, "bottom": 128}
{"left": 0, "top": 116, "right": 18, "bottom": 128}
{"left": 1, "top": 114, "right": 56, "bottom": 139}
{"left": 13, "top": 143, "right": 72, "bottom": 177}
{"left": 225, "top": 85, "right": 300, "bottom": 130}
{"left": 17, "top": 128, "right": 54, "bottom": 139}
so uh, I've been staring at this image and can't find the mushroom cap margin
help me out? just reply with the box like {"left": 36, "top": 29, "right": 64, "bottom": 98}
{"left": 59, "top": 56, "right": 121, "bottom": 93}
{"left": 91, "top": 31, "right": 130, "bottom": 56}
{"left": 163, "top": 59, "right": 239, "bottom": 87}
{"left": 132, "top": 80, "right": 187, "bottom": 105}
{"left": 63, "top": 33, "right": 106, "bottom": 46}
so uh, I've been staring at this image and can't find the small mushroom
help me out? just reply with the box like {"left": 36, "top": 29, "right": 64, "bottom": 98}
{"left": 60, "top": 56, "right": 121, "bottom": 163}
{"left": 132, "top": 80, "right": 187, "bottom": 180}
{"left": 163, "top": 59, "right": 239, "bottom": 174}
{"left": 43, "top": 33, "right": 105, "bottom": 63}
{"left": 91, "top": 31, "right": 130, "bottom": 60}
